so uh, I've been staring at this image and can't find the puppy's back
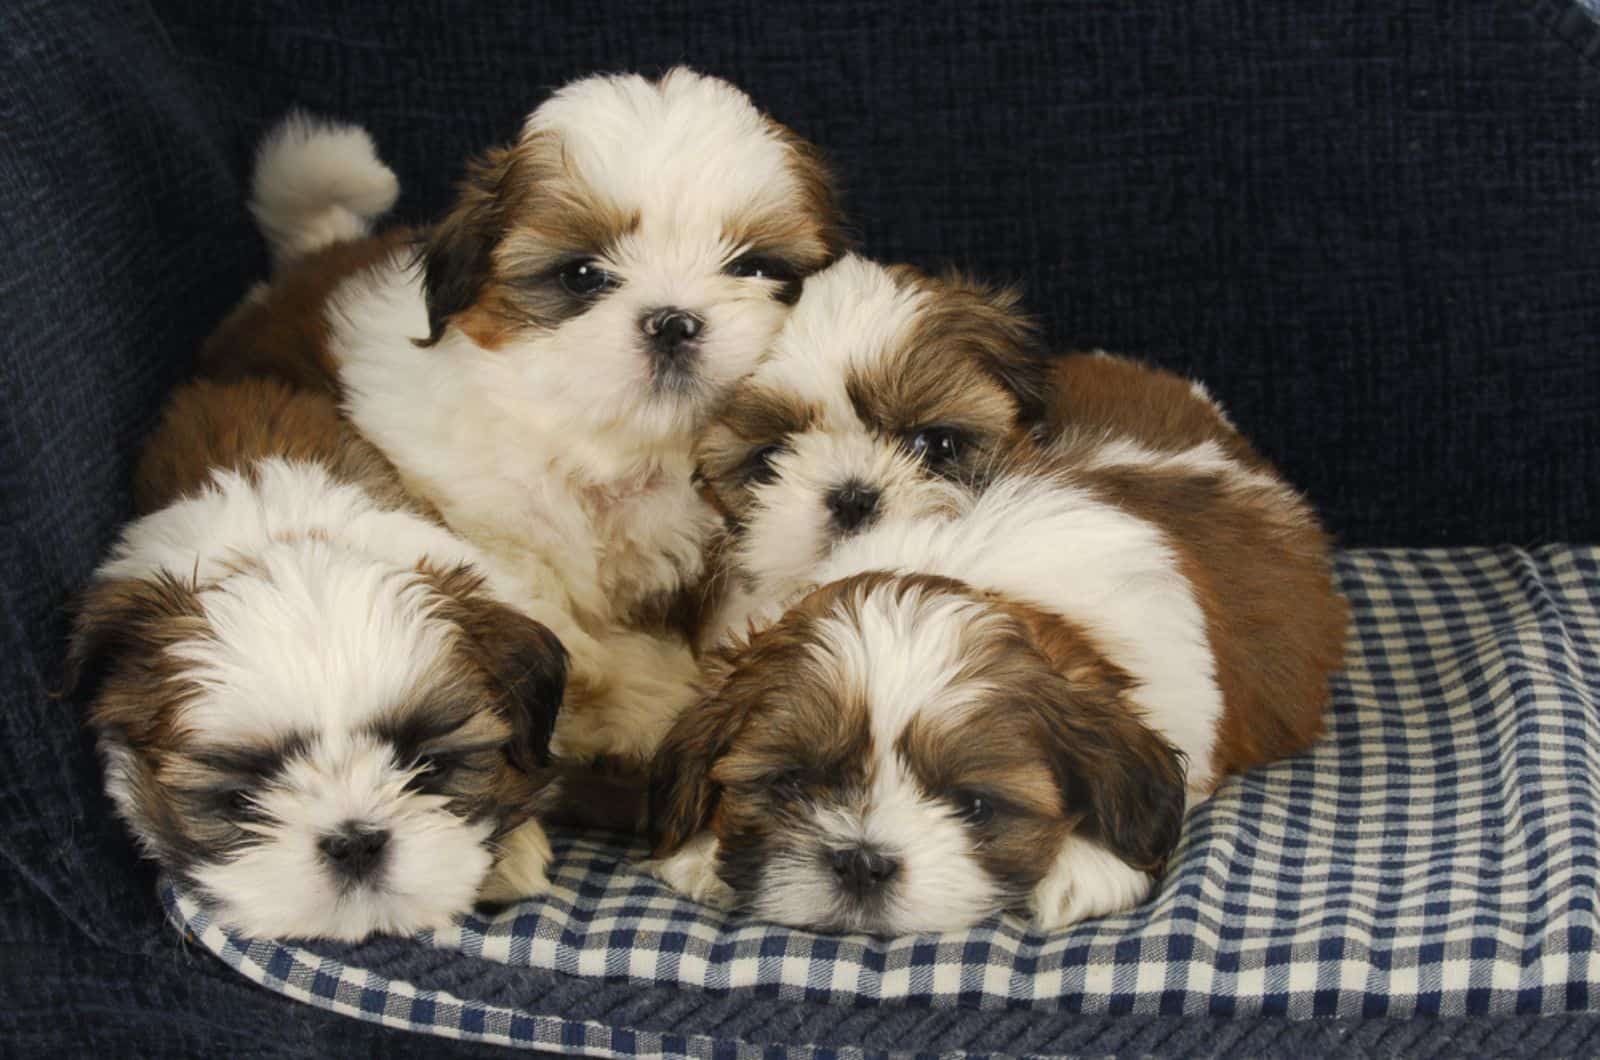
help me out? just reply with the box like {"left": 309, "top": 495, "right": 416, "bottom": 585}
{"left": 1043, "top": 353, "right": 1348, "bottom": 778}
{"left": 1046, "top": 352, "right": 1266, "bottom": 470}
{"left": 134, "top": 376, "right": 422, "bottom": 517}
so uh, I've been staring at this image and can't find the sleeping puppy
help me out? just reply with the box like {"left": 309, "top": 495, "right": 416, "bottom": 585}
{"left": 649, "top": 254, "right": 1348, "bottom": 933}
{"left": 64, "top": 377, "right": 567, "bottom": 941}
{"left": 215, "top": 71, "right": 846, "bottom": 767}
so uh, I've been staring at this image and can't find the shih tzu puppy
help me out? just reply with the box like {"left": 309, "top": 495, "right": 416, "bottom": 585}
{"left": 649, "top": 254, "right": 1348, "bottom": 934}
{"left": 64, "top": 377, "right": 568, "bottom": 940}
{"left": 219, "top": 70, "right": 846, "bottom": 768}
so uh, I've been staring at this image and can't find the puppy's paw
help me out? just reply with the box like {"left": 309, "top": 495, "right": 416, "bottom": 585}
{"left": 1028, "top": 833, "right": 1153, "bottom": 932}
{"left": 643, "top": 832, "right": 736, "bottom": 909}
{"left": 478, "top": 819, "right": 555, "bottom": 906}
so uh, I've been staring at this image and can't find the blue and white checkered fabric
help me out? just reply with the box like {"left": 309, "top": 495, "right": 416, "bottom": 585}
{"left": 164, "top": 547, "right": 1600, "bottom": 1050}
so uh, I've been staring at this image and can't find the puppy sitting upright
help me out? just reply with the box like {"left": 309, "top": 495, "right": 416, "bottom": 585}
{"left": 651, "top": 254, "right": 1348, "bottom": 934}
{"left": 65, "top": 377, "right": 567, "bottom": 940}
{"left": 224, "top": 71, "right": 846, "bottom": 764}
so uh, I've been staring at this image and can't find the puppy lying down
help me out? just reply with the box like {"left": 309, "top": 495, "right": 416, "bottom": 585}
{"left": 649, "top": 257, "right": 1348, "bottom": 935}
{"left": 64, "top": 379, "right": 568, "bottom": 940}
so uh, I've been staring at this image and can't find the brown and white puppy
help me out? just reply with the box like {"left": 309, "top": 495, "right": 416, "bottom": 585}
{"left": 226, "top": 72, "right": 846, "bottom": 769}
{"left": 64, "top": 377, "right": 568, "bottom": 940}
{"left": 649, "top": 254, "right": 1348, "bottom": 934}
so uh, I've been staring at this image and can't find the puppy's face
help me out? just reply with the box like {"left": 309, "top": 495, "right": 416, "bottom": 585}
{"left": 64, "top": 549, "right": 565, "bottom": 941}
{"left": 650, "top": 572, "right": 1186, "bottom": 935}
{"left": 697, "top": 255, "right": 1048, "bottom": 602}
{"left": 419, "top": 68, "right": 845, "bottom": 451}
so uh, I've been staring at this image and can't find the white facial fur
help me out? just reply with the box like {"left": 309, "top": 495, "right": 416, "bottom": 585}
{"left": 93, "top": 459, "right": 546, "bottom": 941}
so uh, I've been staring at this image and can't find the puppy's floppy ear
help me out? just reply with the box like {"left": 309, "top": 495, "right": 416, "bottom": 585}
{"left": 59, "top": 572, "right": 205, "bottom": 702}
{"left": 416, "top": 146, "right": 516, "bottom": 347}
{"left": 940, "top": 271, "right": 1053, "bottom": 424}
{"left": 648, "top": 651, "right": 751, "bottom": 856}
{"left": 421, "top": 564, "right": 567, "bottom": 772}
{"left": 1007, "top": 605, "right": 1188, "bottom": 873}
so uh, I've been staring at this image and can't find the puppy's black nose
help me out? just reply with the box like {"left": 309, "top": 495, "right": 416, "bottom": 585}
{"left": 829, "top": 846, "right": 900, "bottom": 898}
{"left": 826, "top": 482, "right": 881, "bottom": 532}
{"left": 641, "top": 307, "right": 704, "bottom": 357}
{"left": 318, "top": 823, "right": 390, "bottom": 883}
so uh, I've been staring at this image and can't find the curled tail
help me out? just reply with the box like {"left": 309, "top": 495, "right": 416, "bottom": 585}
{"left": 249, "top": 112, "right": 399, "bottom": 269}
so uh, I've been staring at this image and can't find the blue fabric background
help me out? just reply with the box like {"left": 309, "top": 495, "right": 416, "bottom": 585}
{"left": 2, "top": 0, "right": 1598, "bottom": 1054}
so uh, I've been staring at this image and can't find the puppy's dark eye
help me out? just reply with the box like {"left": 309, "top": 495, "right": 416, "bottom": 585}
{"left": 954, "top": 792, "right": 995, "bottom": 827}
{"left": 908, "top": 427, "right": 968, "bottom": 471}
{"left": 743, "top": 443, "right": 786, "bottom": 485}
{"left": 769, "top": 768, "right": 808, "bottom": 798}
{"left": 221, "top": 787, "right": 255, "bottom": 818}
{"left": 558, "top": 259, "right": 616, "bottom": 298}
{"left": 726, "top": 254, "right": 797, "bottom": 283}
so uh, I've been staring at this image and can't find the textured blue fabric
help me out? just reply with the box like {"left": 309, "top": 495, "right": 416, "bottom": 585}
{"left": 163, "top": 548, "right": 1600, "bottom": 1050}
{"left": 4, "top": 0, "right": 1600, "bottom": 1054}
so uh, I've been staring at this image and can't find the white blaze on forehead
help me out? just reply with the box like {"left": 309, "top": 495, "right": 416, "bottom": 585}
{"left": 169, "top": 541, "right": 456, "bottom": 746}
{"left": 810, "top": 578, "right": 984, "bottom": 747}
{"left": 748, "top": 254, "right": 928, "bottom": 417}
{"left": 527, "top": 68, "right": 799, "bottom": 237}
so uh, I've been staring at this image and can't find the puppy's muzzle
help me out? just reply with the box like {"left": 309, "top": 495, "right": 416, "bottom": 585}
{"left": 641, "top": 307, "right": 704, "bottom": 360}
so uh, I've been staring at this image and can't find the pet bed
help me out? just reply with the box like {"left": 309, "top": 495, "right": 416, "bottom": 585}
{"left": 162, "top": 548, "right": 1600, "bottom": 1054}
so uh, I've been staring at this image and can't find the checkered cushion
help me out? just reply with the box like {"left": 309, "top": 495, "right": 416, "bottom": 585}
{"left": 162, "top": 546, "right": 1600, "bottom": 1051}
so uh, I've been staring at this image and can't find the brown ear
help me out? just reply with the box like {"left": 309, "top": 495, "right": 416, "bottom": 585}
{"left": 1006, "top": 604, "right": 1188, "bottom": 873}
{"left": 416, "top": 147, "right": 515, "bottom": 346}
{"left": 647, "top": 651, "right": 750, "bottom": 855}
{"left": 421, "top": 565, "right": 567, "bottom": 773}
{"left": 938, "top": 271, "right": 1052, "bottom": 424}
{"left": 59, "top": 573, "right": 204, "bottom": 703}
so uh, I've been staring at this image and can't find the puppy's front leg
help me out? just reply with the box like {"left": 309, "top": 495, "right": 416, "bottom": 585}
{"left": 478, "top": 819, "right": 555, "bottom": 906}
{"left": 1027, "top": 833, "right": 1155, "bottom": 932}
{"left": 644, "top": 831, "right": 736, "bottom": 909}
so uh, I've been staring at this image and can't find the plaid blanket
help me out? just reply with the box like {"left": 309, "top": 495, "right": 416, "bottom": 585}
{"left": 162, "top": 547, "right": 1600, "bottom": 1052}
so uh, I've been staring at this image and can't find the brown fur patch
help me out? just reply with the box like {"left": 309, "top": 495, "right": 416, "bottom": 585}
{"left": 885, "top": 267, "right": 1051, "bottom": 424}
{"left": 694, "top": 384, "right": 822, "bottom": 521}
{"left": 414, "top": 562, "right": 568, "bottom": 775}
{"left": 197, "top": 227, "right": 413, "bottom": 394}
{"left": 1077, "top": 460, "right": 1348, "bottom": 781}
{"left": 133, "top": 377, "right": 426, "bottom": 517}
{"left": 1045, "top": 353, "right": 1267, "bottom": 468}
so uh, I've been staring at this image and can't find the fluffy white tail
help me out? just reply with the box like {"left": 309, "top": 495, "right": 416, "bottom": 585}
{"left": 249, "top": 112, "right": 399, "bottom": 269}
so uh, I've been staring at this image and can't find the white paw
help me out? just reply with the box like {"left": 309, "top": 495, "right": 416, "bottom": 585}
{"left": 643, "top": 832, "right": 736, "bottom": 909}
{"left": 1028, "top": 834, "right": 1153, "bottom": 932}
{"left": 478, "top": 819, "right": 554, "bottom": 905}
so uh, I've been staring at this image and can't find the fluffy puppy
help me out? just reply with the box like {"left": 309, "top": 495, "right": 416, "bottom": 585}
{"left": 651, "top": 255, "right": 1347, "bottom": 933}
{"left": 64, "top": 377, "right": 568, "bottom": 940}
{"left": 692, "top": 253, "right": 1047, "bottom": 647}
{"left": 218, "top": 72, "right": 846, "bottom": 765}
